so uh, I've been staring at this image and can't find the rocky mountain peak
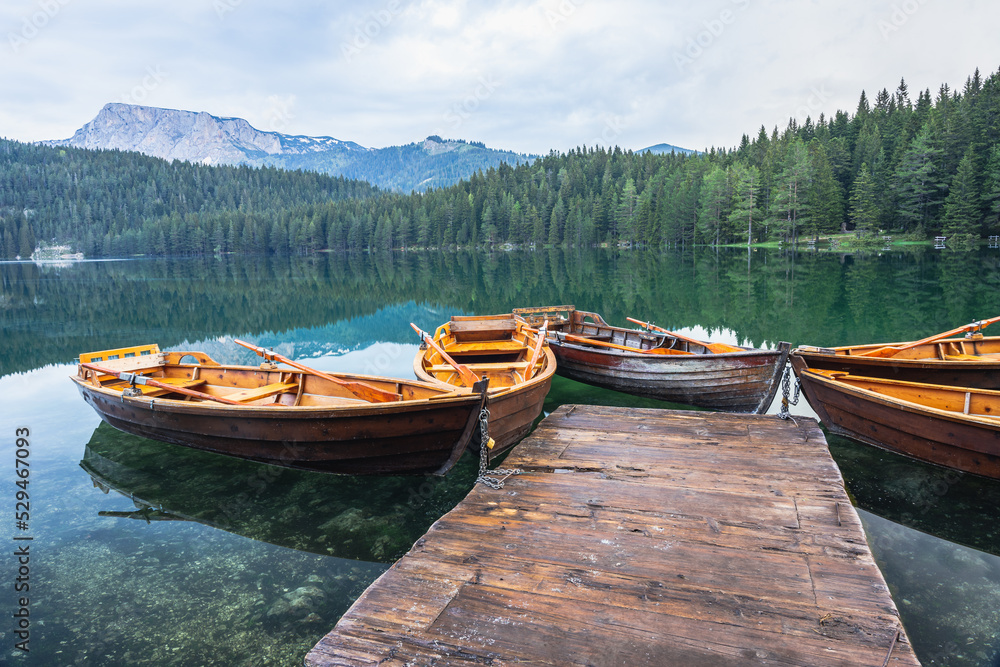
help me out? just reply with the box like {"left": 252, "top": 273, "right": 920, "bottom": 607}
{"left": 44, "top": 103, "right": 365, "bottom": 165}
{"left": 42, "top": 103, "right": 533, "bottom": 192}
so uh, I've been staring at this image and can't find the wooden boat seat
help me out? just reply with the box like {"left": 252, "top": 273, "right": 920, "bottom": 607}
{"left": 450, "top": 318, "right": 516, "bottom": 332}
{"left": 449, "top": 318, "right": 518, "bottom": 342}
{"left": 425, "top": 362, "right": 530, "bottom": 373}
{"left": 445, "top": 341, "right": 527, "bottom": 354}
{"left": 225, "top": 382, "right": 299, "bottom": 403}
{"left": 945, "top": 354, "right": 984, "bottom": 361}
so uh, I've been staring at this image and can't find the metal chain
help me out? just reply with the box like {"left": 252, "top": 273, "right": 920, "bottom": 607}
{"left": 777, "top": 363, "right": 801, "bottom": 421}
{"left": 475, "top": 407, "right": 521, "bottom": 489}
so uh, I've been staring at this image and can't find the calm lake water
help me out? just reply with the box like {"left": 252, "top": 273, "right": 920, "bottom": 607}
{"left": 2, "top": 247, "right": 1000, "bottom": 666}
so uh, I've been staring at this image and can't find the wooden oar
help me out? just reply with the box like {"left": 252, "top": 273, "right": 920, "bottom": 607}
{"left": 518, "top": 320, "right": 692, "bottom": 356}
{"left": 81, "top": 363, "right": 243, "bottom": 405}
{"left": 522, "top": 319, "right": 548, "bottom": 381}
{"left": 856, "top": 316, "right": 1000, "bottom": 358}
{"left": 411, "top": 324, "right": 481, "bottom": 388}
{"left": 234, "top": 339, "right": 401, "bottom": 403}
{"left": 626, "top": 317, "right": 744, "bottom": 354}
{"left": 556, "top": 331, "right": 694, "bottom": 355}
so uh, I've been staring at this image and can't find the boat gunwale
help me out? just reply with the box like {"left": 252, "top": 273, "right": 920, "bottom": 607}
{"left": 516, "top": 305, "right": 786, "bottom": 358}
{"left": 797, "top": 368, "right": 1000, "bottom": 427}
{"left": 549, "top": 336, "right": 781, "bottom": 360}
{"left": 793, "top": 336, "right": 1000, "bottom": 366}
{"left": 412, "top": 319, "right": 557, "bottom": 394}
{"left": 71, "top": 362, "right": 484, "bottom": 417}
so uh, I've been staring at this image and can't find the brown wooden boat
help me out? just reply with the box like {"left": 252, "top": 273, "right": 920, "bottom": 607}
{"left": 71, "top": 343, "right": 488, "bottom": 475}
{"left": 791, "top": 334, "right": 1000, "bottom": 389}
{"left": 513, "top": 306, "right": 790, "bottom": 414}
{"left": 794, "top": 367, "right": 1000, "bottom": 479}
{"left": 412, "top": 314, "right": 555, "bottom": 461}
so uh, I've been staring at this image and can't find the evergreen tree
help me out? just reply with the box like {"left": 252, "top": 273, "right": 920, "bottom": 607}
{"left": 894, "top": 126, "right": 942, "bottom": 232}
{"left": 728, "top": 164, "right": 762, "bottom": 246}
{"left": 895, "top": 78, "right": 911, "bottom": 110}
{"left": 548, "top": 196, "right": 566, "bottom": 245}
{"left": 942, "top": 147, "right": 980, "bottom": 238}
{"left": 768, "top": 139, "right": 811, "bottom": 243}
{"left": 480, "top": 205, "right": 498, "bottom": 245}
{"left": 848, "top": 164, "right": 879, "bottom": 231}
{"left": 616, "top": 178, "right": 638, "bottom": 241}
{"left": 697, "top": 166, "right": 729, "bottom": 245}
{"left": 806, "top": 140, "right": 845, "bottom": 235}
{"left": 17, "top": 220, "right": 36, "bottom": 258}
{"left": 1, "top": 228, "right": 14, "bottom": 259}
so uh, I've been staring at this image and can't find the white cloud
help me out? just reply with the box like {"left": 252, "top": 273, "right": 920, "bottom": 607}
{"left": 1, "top": 0, "right": 998, "bottom": 155}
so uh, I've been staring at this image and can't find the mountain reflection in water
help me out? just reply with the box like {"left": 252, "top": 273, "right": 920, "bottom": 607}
{"left": 7, "top": 248, "right": 1000, "bottom": 666}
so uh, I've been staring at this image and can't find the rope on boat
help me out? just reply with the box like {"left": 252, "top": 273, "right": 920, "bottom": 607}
{"left": 777, "top": 363, "right": 801, "bottom": 421}
{"left": 475, "top": 407, "right": 521, "bottom": 489}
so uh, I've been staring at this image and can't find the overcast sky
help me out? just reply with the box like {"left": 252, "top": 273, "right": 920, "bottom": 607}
{"left": 2, "top": 0, "right": 998, "bottom": 155}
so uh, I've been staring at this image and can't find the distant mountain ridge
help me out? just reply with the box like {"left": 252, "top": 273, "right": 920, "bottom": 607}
{"left": 43, "top": 103, "right": 368, "bottom": 164}
{"left": 43, "top": 103, "right": 533, "bottom": 192}
{"left": 639, "top": 143, "right": 697, "bottom": 155}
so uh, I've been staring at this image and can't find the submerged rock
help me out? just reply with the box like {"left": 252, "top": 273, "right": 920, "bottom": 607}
{"left": 266, "top": 585, "right": 327, "bottom": 622}
{"left": 320, "top": 508, "right": 366, "bottom": 533}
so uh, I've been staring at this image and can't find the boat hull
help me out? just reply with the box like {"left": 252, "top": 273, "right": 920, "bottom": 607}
{"left": 796, "top": 371, "right": 1000, "bottom": 479}
{"left": 478, "top": 374, "right": 553, "bottom": 455}
{"left": 514, "top": 307, "right": 789, "bottom": 414}
{"left": 73, "top": 379, "right": 486, "bottom": 476}
{"left": 412, "top": 314, "right": 556, "bottom": 462}
{"left": 414, "top": 359, "right": 554, "bottom": 461}
{"left": 549, "top": 339, "right": 790, "bottom": 413}
{"left": 791, "top": 336, "right": 1000, "bottom": 389}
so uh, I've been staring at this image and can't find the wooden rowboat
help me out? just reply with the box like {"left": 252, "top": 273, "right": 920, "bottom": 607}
{"left": 71, "top": 343, "right": 488, "bottom": 475}
{"left": 794, "top": 367, "right": 1000, "bottom": 479}
{"left": 513, "top": 306, "right": 790, "bottom": 414}
{"left": 412, "top": 314, "right": 555, "bottom": 461}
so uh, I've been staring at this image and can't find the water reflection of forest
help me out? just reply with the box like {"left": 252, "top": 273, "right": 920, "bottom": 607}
{"left": 4, "top": 246, "right": 1000, "bottom": 375}
{"left": 830, "top": 434, "right": 1000, "bottom": 558}
{"left": 80, "top": 422, "right": 482, "bottom": 562}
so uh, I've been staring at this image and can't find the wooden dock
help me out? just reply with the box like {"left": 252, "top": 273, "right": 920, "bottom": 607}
{"left": 306, "top": 405, "right": 920, "bottom": 666}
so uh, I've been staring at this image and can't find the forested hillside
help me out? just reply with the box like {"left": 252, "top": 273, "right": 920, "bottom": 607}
{"left": 0, "top": 141, "right": 376, "bottom": 258}
{"left": 43, "top": 102, "right": 532, "bottom": 194}
{"left": 4, "top": 66, "right": 1000, "bottom": 258}
{"left": 304, "top": 67, "right": 1000, "bottom": 251}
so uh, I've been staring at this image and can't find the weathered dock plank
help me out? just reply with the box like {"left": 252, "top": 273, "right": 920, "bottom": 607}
{"left": 306, "top": 405, "right": 919, "bottom": 666}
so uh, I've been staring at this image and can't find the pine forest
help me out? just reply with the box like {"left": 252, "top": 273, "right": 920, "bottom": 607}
{"left": 3, "top": 67, "right": 1000, "bottom": 259}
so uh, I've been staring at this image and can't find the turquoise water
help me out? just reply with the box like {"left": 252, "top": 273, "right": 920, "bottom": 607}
{"left": 2, "top": 248, "right": 1000, "bottom": 665}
